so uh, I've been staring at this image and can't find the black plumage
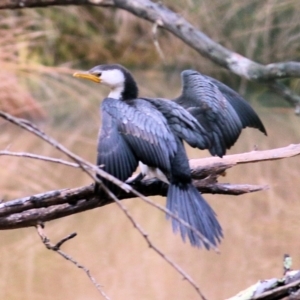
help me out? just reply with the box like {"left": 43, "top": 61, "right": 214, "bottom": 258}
{"left": 73, "top": 64, "right": 223, "bottom": 249}
{"left": 97, "top": 96, "right": 221, "bottom": 248}
{"left": 73, "top": 64, "right": 266, "bottom": 249}
{"left": 174, "top": 70, "right": 267, "bottom": 157}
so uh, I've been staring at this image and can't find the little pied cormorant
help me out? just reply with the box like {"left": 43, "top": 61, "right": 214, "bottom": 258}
{"left": 73, "top": 64, "right": 266, "bottom": 249}
{"left": 74, "top": 64, "right": 222, "bottom": 249}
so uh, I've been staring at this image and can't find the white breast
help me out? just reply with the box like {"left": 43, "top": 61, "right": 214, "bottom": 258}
{"left": 139, "top": 161, "right": 169, "bottom": 184}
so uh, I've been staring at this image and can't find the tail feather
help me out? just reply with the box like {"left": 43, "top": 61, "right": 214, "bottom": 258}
{"left": 166, "top": 183, "right": 223, "bottom": 249}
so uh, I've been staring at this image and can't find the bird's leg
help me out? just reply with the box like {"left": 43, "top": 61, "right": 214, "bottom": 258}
{"left": 125, "top": 172, "right": 145, "bottom": 185}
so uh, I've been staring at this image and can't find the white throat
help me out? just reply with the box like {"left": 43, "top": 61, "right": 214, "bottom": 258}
{"left": 108, "top": 86, "right": 124, "bottom": 99}
{"left": 101, "top": 69, "right": 125, "bottom": 100}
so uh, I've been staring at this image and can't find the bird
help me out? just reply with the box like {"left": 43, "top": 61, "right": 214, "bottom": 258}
{"left": 73, "top": 64, "right": 223, "bottom": 249}
{"left": 174, "top": 70, "right": 267, "bottom": 157}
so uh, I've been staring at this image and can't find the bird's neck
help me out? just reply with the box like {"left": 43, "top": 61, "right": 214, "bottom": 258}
{"left": 122, "top": 76, "right": 138, "bottom": 100}
{"left": 108, "top": 86, "right": 125, "bottom": 100}
{"left": 107, "top": 71, "right": 139, "bottom": 100}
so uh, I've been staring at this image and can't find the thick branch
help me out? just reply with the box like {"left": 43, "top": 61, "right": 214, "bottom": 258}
{"left": 229, "top": 271, "right": 300, "bottom": 300}
{"left": 1, "top": 0, "right": 300, "bottom": 108}
{"left": 1, "top": 144, "right": 299, "bottom": 230}
{"left": 0, "top": 0, "right": 114, "bottom": 9}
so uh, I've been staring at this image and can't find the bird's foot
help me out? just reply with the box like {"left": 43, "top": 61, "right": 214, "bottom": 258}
{"left": 126, "top": 172, "right": 145, "bottom": 185}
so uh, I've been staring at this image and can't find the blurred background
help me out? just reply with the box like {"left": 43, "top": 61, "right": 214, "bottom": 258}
{"left": 0, "top": 0, "right": 300, "bottom": 299}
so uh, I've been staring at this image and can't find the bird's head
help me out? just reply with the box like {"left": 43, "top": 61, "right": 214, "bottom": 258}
{"left": 73, "top": 64, "right": 138, "bottom": 100}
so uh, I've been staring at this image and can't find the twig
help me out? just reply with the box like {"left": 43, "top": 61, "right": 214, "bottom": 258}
{"left": 228, "top": 255, "right": 300, "bottom": 300}
{"left": 35, "top": 224, "right": 111, "bottom": 300}
{"left": 252, "top": 279, "right": 300, "bottom": 300}
{"left": 152, "top": 19, "right": 165, "bottom": 61}
{"left": 0, "top": 150, "right": 80, "bottom": 168}
{"left": 96, "top": 179, "right": 207, "bottom": 300}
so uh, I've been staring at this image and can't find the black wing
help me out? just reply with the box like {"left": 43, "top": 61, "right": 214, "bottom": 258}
{"left": 206, "top": 75, "right": 267, "bottom": 134}
{"left": 143, "top": 97, "right": 211, "bottom": 150}
{"left": 96, "top": 105, "right": 138, "bottom": 193}
{"left": 101, "top": 98, "right": 177, "bottom": 175}
{"left": 174, "top": 70, "right": 245, "bottom": 157}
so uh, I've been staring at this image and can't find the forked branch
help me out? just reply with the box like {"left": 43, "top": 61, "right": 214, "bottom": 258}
{"left": 1, "top": 143, "right": 300, "bottom": 230}
{"left": 36, "top": 224, "right": 111, "bottom": 300}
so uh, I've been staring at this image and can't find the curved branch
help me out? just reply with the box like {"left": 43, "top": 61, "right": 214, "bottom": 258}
{"left": 1, "top": 0, "right": 300, "bottom": 109}
{"left": 0, "top": 0, "right": 114, "bottom": 9}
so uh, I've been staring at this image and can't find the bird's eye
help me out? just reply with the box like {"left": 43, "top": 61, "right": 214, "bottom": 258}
{"left": 93, "top": 72, "right": 102, "bottom": 77}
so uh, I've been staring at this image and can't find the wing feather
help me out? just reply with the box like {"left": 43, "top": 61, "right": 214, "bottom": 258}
{"left": 102, "top": 98, "right": 177, "bottom": 174}
{"left": 96, "top": 108, "right": 138, "bottom": 193}
{"left": 143, "top": 97, "right": 211, "bottom": 150}
{"left": 208, "top": 76, "right": 267, "bottom": 134}
{"left": 174, "top": 70, "right": 246, "bottom": 157}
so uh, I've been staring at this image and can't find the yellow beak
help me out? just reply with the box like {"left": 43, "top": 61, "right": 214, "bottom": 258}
{"left": 73, "top": 72, "right": 101, "bottom": 83}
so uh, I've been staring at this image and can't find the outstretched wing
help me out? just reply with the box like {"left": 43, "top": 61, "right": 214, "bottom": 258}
{"left": 174, "top": 70, "right": 265, "bottom": 157}
{"left": 207, "top": 75, "right": 267, "bottom": 134}
{"left": 101, "top": 98, "right": 177, "bottom": 175}
{"left": 143, "top": 97, "right": 211, "bottom": 150}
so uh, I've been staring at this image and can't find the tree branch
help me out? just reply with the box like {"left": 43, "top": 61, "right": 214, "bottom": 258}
{"left": 0, "top": 0, "right": 114, "bottom": 9}
{"left": 1, "top": 0, "right": 300, "bottom": 109}
{"left": 1, "top": 143, "right": 300, "bottom": 230}
{"left": 228, "top": 255, "right": 300, "bottom": 300}
{"left": 36, "top": 224, "right": 111, "bottom": 300}
{"left": 0, "top": 150, "right": 80, "bottom": 168}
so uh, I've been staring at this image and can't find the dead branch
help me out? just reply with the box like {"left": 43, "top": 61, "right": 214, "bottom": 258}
{"left": 96, "top": 181, "right": 207, "bottom": 299}
{"left": 228, "top": 278, "right": 300, "bottom": 300}
{"left": 1, "top": 0, "right": 300, "bottom": 109}
{"left": 0, "top": 150, "right": 80, "bottom": 168}
{"left": 1, "top": 143, "right": 300, "bottom": 230}
{"left": 228, "top": 255, "right": 300, "bottom": 300}
{"left": 36, "top": 224, "right": 111, "bottom": 300}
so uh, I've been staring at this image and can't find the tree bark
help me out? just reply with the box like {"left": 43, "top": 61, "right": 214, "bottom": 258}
{"left": 0, "top": 144, "right": 299, "bottom": 230}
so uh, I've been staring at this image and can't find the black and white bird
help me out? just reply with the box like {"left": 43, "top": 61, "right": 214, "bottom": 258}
{"left": 73, "top": 64, "right": 225, "bottom": 249}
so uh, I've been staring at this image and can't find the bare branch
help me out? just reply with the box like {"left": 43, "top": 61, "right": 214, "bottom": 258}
{"left": 36, "top": 224, "right": 111, "bottom": 300}
{"left": 190, "top": 143, "right": 300, "bottom": 172}
{"left": 152, "top": 20, "right": 165, "bottom": 61}
{"left": 0, "top": 150, "right": 80, "bottom": 168}
{"left": 97, "top": 182, "right": 207, "bottom": 299}
{"left": 269, "top": 82, "right": 300, "bottom": 112}
{"left": 1, "top": 143, "right": 300, "bottom": 230}
{"left": 0, "top": 183, "right": 267, "bottom": 229}
{"left": 253, "top": 279, "right": 300, "bottom": 300}
{"left": 0, "top": 0, "right": 114, "bottom": 9}
{"left": 1, "top": 0, "right": 299, "bottom": 108}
